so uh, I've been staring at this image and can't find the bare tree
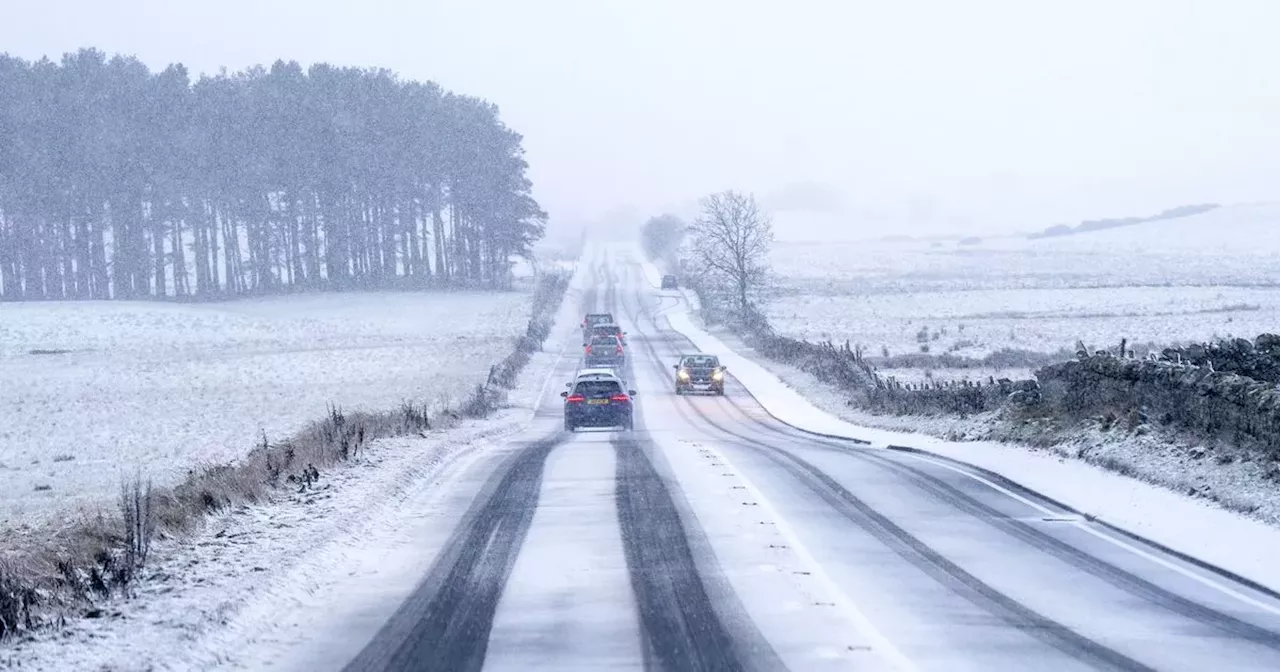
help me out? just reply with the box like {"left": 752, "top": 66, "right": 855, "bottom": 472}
{"left": 689, "top": 190, "right": 773, "bottom": 315}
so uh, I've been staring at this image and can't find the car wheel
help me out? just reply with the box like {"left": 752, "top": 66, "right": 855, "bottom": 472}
{"left": 564, "top": 419, "right": 574, "bottom": 432}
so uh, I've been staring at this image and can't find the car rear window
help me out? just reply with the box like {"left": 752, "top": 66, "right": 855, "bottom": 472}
{"left": 592, "top": 335, "right": 619, "bottom": 345}
{"left": 575, "top": 380, "right": 622, "bottom": 398}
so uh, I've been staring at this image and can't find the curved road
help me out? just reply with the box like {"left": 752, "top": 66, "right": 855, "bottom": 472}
{"left": 339, "top": 243, "right": 1280, "bottom": 671}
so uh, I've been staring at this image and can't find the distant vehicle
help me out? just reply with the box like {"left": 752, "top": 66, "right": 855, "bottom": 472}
{"left": 582, "top": 313, "right": 614, "bottom": 341}
{"left": 585, "top": 334, "right": 625, "bottom": 369}
{"left": 562, "top": 377, "right": 636, "bottom": 431}
{"left": 661, "top": 274, "right": 679, "bottom": 290}
{"left": 674, "top": 353, "right": 726, "bottom": 395}
{"left": 587, "top": 322, "right": 626, "bottom": 345}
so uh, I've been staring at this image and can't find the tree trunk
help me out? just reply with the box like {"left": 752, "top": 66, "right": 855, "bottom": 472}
{"left": 171, "top": 205, "right": 189, "bottom": 297}
{"left": 151, "top": 202, "right": 167, "bottom": 298}
{"left": 432, "top": 201, "right": 447, "bottom": 284}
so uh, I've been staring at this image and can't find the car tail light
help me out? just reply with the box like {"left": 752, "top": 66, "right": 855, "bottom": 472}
{"left": 611, "top": 394, "right": 630, "bottom": 402}
{"left": 615, "top": 345, "right": 623, "bottom": 354}
{"left": 566, "top": 394, "right": 585, "bottom": 403}
{"left": 585, "top": 345, "right": 592, "bottom": 354}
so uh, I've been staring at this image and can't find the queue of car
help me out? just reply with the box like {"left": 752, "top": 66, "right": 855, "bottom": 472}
{"left": 561, "top": 310, "right": 728, "bottom": 432}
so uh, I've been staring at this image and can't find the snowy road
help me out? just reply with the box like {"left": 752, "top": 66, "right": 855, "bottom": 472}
{"left": 332, "top": 244, "right": 1280, "bottom": 671}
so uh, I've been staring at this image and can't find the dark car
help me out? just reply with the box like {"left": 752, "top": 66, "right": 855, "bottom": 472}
{"left": 674, "top": 353, "right": 726, "bottom": 395}
{"left": 584, "top": 334, "right": 625, "bottom": 368}
{"left": 562, "top": 378, "right": 636, "bottom": 431}
{"left": 661, "top": 274, "right": 679, "bottom": 290}
{"left": 587, "top": 322, "right": 626, "bottom": 345}
{"left": 581, "top": 313, "right": 614, "bottom": 341}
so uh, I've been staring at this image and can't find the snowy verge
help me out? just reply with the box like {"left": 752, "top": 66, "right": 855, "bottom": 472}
{"left": 638, "top": 255, "right": 1280, "bottom": 594}
{"left": 1, "top": 413, "right": 528, "bottom": 672}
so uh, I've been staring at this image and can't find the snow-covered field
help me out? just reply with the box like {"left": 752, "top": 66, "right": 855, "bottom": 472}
{"left": 768, "top": 203, "right": 1280, "bottom": 375}
{"left": 1, "top": 243, "right": 592, "bottom": 672}
{"left": 0, "top": 289, "right": 531, "bottom": 528}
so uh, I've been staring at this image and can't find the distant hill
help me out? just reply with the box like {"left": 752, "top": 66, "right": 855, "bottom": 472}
{"left": 1029, "top": 203, "right": 1220, "bottom": 239}
{"left": 1017, "top": 202, "right": 1280, "bottom": 254}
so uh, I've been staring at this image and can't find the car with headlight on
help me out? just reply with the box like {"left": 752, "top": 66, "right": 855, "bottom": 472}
{"left": 562, "top": 377, "right": 636, "bottom": 431}
{"left": 674, "top": 353, "right": 726, "bottom": 395}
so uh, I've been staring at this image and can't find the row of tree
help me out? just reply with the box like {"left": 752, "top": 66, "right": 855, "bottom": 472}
{"left": 641, "top": 190, "right": 773, "bottom": 317}
{"left": 0, "top": 49, "right": 545, "bottom": 301}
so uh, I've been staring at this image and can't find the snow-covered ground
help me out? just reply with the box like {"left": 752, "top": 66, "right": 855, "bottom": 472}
{"left": 768, "top": 202, "right": 1280, "bottom": 369}
{"left": 0, "top": 289, "right": 531, "bottom": 528}
{"left": 0, "top": 245, "right": 591, "bottom": 672}
{"left": 773, "top": 285, "right": 1279, "bottom": 359}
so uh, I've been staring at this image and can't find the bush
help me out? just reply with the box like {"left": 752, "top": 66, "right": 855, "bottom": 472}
{"left": 859, "top": 378, "right": 1014, "bottom": 417}
{"left": 0, "top": 563, "right": 36, "bottom": 639}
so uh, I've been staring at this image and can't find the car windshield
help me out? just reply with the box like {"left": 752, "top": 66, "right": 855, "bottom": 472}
{"left": 682, "top": 355, "right": 718, "bottom": 368}
{"left": 574, "top": 380, "right": 622, "bottom": 398}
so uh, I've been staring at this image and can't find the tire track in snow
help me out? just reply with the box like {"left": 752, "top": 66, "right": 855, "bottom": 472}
{"left": 676, "top": 397, "right": 1157, "bottom": 671}
{"left": 727, "top": 405, "right": 1280, "bottom": 652}
{"left": 612, "top": 433, "right": 781, "bottom": 672}
{"left": 342, "top": 432, "right": 567, "bottom": 672}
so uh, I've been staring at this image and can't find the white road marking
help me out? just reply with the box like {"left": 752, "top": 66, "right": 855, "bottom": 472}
{"left": 693, "top": 440, "right": 919, "bottom": 672}
{"left": 893, "top": 449, "right": 1280, "bottom": 616}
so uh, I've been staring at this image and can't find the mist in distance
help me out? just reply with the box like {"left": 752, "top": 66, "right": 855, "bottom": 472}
{"left": 3, "top": 0, "right": 1278, "bottom": 241}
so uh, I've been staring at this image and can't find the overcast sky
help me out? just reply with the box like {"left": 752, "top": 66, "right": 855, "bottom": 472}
{"left": 3, "top": 0, "right": 1278, "bottom": 237}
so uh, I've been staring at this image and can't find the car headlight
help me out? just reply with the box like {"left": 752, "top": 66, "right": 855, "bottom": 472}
{"left": 677, "top": 370, "right": 690, "bottom": 380}
{"left": 712, "top": 370, "right": 724, "bottom": 381}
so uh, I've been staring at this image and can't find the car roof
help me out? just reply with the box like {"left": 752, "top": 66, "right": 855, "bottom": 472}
{"left": 575, "top": 367, "right": 620, "bottom": 377}
{"left": 591, "top": 322, "right": 621, "bottom": 329}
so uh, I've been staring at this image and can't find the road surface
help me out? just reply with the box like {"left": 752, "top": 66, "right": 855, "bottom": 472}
{"left": 335, "top": 244, "right": 1280, "bottom": 671}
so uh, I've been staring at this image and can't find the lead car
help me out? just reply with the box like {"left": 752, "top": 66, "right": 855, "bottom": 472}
{"left": 561, "top": 376, "right": 638, "bottom": 431}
